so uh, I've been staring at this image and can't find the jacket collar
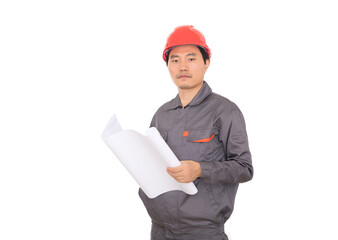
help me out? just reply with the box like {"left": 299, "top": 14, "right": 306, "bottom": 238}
{"left": 166, "top": 81, "right": 212, "bottom": 110}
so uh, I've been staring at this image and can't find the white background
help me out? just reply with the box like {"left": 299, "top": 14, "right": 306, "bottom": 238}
{"left": 1, "top": 0, "right": 337, "bottom": 239}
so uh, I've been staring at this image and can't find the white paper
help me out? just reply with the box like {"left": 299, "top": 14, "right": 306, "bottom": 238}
{"left": 101, "top": 115, "right": 198, "bottom": 198}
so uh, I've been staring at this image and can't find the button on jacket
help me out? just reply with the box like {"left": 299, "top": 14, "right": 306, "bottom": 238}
{"left": 139, "top": 81, "right": 253, "bottom": 240}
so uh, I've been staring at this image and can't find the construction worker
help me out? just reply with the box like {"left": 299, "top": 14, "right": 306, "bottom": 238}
{"left": 139, "top": 25, "right": 253, "bottom": 240}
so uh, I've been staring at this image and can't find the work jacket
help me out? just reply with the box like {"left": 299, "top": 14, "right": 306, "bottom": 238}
{"left": 139, "top": 81, "right": 253, "bottom": 239}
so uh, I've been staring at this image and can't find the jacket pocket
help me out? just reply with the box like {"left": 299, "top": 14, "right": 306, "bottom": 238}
{"left": 186, "top": 129, "right": 214, "bottom": 142}
{"left": 184, "top": 129, "right": 214, "bottom": 161}
{"left": 138, "top": 188, "right": 170, "bottom": 224}
{"left": 192, "top": 134, "right": 215, "bottom": 142}
{"left": 178, "top": 182, "right": 221, "bottom": 226}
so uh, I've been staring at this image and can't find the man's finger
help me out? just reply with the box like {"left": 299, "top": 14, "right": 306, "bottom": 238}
{"left": 168, "top": 173, "right": 186, "bottom": 183}
{"left": 167, "top": 166, "right": 184, "bottom": 173}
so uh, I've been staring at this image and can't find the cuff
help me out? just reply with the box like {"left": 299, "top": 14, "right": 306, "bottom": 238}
{"left": 199, "top": 161, "right": 214, "bottom": 180}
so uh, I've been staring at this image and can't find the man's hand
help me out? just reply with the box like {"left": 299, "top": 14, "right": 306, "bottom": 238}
{"left": 167, "top": 160, "right": 202, "bottom": 183}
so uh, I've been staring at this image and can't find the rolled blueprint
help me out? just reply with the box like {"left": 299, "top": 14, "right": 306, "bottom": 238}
{"left": 101, "top": 115, "right": 198, "bottom": 198}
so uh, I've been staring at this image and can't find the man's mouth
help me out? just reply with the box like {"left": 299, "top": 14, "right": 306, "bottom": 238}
{"left": 177, "top": 74, "right": 192, "bottom": 79}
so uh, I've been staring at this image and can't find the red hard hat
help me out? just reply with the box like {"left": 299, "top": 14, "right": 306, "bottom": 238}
{"left": 163, "top": 25, "right": 211, "bottom": 62}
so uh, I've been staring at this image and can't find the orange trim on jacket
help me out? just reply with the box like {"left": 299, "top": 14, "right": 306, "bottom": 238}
{"left": 193, "top": 134, "right": 215, "bottom": 143}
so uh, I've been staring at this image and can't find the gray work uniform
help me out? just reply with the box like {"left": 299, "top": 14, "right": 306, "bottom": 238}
{"left": 139, "top": 81, "right": 253, "bottom": 240}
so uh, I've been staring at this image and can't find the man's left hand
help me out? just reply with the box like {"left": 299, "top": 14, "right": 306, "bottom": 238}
{"left": 167, "top": 160, "right": 202, "bottom": 183}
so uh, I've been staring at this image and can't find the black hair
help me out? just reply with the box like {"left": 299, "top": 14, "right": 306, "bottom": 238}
{"left": 165, "top": 46, "right": 210, "bottom": 66}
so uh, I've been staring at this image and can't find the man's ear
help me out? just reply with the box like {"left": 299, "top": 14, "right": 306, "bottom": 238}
{"left": 204, "top": 59, "right": 210, "bottom": 73}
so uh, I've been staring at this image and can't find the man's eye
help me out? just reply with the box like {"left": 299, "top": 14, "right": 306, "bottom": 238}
{"left": 171, "top": 59, "right": 178, "bottom": 63}
{"left": 188, "top": 58, "right": 195, "bottom": 62}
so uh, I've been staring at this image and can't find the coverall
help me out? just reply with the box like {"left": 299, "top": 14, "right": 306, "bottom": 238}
{"left": 139, "top": 81, "right": 253, "bottom": 240}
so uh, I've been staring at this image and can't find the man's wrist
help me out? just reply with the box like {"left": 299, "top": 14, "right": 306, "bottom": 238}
{"left": 198, "top": 161, "right": 212, "bottom": 180}
{"left": 194, "top": 162, "right": 202, "bottom": 178}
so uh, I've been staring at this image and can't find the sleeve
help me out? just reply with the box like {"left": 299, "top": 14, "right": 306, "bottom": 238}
{"left": 199, "top": 109, "right": 254, "bottom": 184}
{"left": 150, "top": 113, "right": 157, "bottom": 128}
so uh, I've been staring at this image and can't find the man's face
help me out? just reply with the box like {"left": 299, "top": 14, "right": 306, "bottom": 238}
{"left": 168, "top": 45, "right": 210, "bottom": 91}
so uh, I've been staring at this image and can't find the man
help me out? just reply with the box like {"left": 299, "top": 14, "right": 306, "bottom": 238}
{"left": 139, "top": 25, "right": 253, "bottom": 240}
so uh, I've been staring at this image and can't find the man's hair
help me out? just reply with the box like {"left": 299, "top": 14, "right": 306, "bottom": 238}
{"left": 166, "top": 46, "right": 210, "bottom": 66}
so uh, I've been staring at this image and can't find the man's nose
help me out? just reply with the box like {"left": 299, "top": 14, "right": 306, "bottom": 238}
{"left": 179, "top": 62, "right": 188, "bottom": 72}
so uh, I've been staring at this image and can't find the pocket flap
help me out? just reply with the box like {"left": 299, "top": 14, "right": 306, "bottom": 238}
{"left": 187, "top": 129, "right": 214, "bottom": 143}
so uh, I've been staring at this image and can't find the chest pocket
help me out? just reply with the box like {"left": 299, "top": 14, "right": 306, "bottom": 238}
{"left": 184, "top": 129, "right": 215, "bottom": 161}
